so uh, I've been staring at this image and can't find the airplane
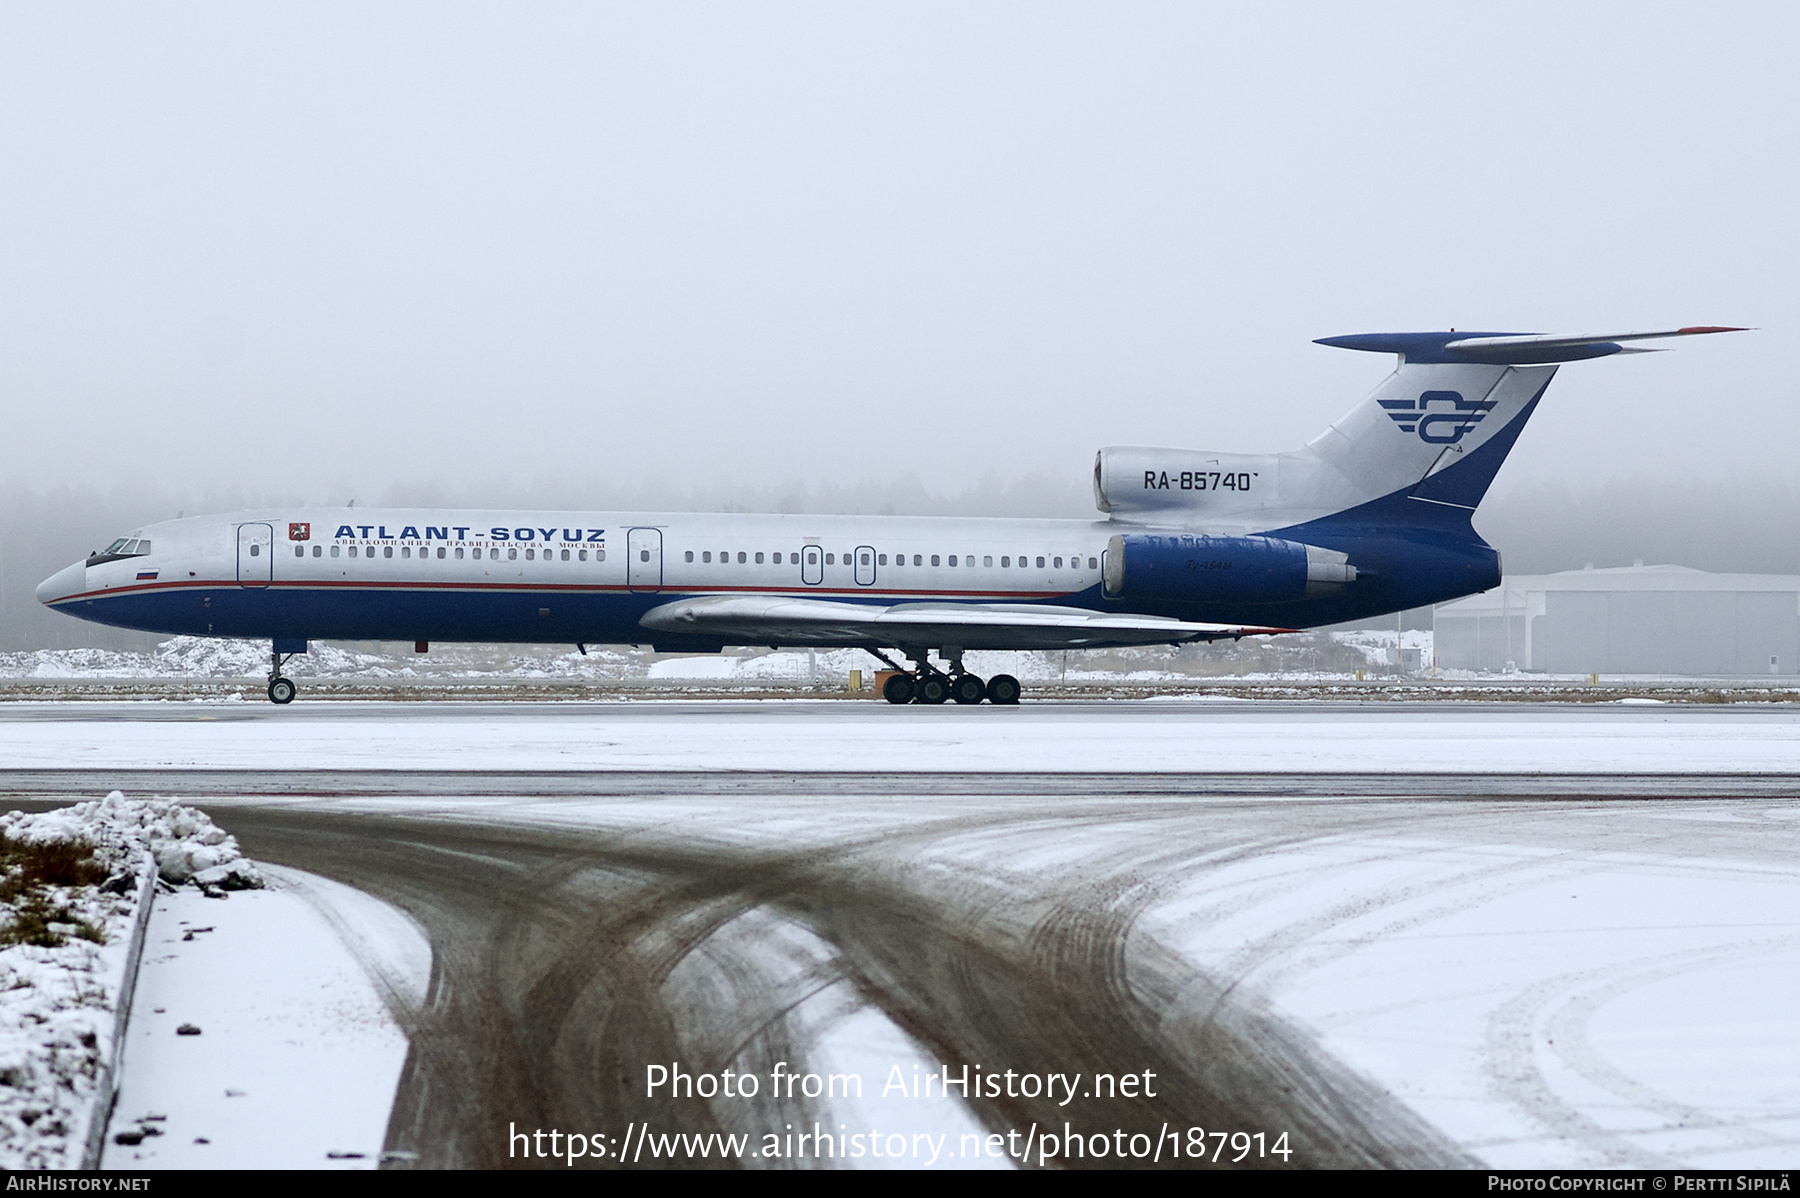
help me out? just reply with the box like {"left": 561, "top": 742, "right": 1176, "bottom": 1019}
{"left": 37, "top": 327, "right": 1743, "bottom": 705}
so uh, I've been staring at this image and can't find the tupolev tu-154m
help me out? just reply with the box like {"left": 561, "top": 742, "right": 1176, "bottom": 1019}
{"left": 38, "top": 327, "right": 1743, "bottom": 704}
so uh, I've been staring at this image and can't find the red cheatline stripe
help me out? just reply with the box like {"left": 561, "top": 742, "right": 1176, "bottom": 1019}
{"left": 56, "top": 579, "right": 1073, "bottom": 603}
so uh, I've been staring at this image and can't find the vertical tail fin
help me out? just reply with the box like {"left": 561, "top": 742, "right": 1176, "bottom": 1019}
{"left": 1304, "top": 327, "right": 1746, "bottom": 517}
{"left": 1093, "top": 328, "right": 1744, "bottom": 533}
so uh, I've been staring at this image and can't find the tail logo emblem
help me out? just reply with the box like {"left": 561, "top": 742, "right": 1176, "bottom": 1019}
{"left": 1378, "top": 390, "right": 1497, "bottom": 444}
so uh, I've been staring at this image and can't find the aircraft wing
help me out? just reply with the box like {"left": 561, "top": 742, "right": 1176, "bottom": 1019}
{"left": 639, "top": 594, "right": 1289, "bottom": 650}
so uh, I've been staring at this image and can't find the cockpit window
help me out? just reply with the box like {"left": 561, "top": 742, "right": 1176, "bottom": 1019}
{"left": 87, "top": 536, "right": 152, "bottom": 567}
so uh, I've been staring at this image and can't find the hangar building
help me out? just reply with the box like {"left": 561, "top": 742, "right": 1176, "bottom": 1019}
{"left": 1431, "top": 564, "right": 1800, "bottom": 676}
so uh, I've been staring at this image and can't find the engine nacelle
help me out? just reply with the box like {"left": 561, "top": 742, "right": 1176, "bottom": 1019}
{"left": 1102, "top": 533, "right": 1356, "bottom": 603}
{"left": 1094, "top": 446, "right": 1282, "bottom": 519}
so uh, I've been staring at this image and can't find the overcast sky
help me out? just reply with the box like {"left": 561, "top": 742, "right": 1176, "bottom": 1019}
{"left": 0, "top": 3, "right": 1793, "bottom": 516}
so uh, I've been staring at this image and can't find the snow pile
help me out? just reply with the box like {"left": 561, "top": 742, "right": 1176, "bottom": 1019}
{"left": 152, "top": 637, "right": 392, "bottom": 679}
{"left": 0, "top": 630, "right": 1449, "bottom": 685}
{"left": 0, "top": 637, "right": 642, "bottom": 681}
{"left": 26, "top": 793, "right": 266, "bottom": 891}
{"left": 0, "top": 793, "right": 262, "bottom": 1168}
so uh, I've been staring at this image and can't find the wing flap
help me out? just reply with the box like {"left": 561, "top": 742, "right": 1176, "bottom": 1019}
{"left": 640, "top": 595, "right": 1288, "bottom": 650}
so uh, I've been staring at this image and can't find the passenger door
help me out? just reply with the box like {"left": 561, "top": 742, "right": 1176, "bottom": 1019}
{"left": 627, "top": 528, "right": 662, "bottom": 593}
{"left": 854, "top": 545, "right": 877, "bottom": 586}
{"left": 237, "top": 523, "right": 273, "bottom": 589}
{"left": 800, "top": 545, "right": 824, "bottom": 586}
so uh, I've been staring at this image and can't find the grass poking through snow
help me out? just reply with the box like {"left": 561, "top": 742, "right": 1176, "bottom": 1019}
{"left": 0, "top": 836, "right": 110, "bottom": 948}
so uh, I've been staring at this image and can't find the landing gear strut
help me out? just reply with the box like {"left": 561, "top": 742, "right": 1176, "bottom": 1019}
{"left": 867, "top": 647, "right": 1021, "bottom": 706}
{"left": 267, "top": 650, "right": 297, "bottom": 705}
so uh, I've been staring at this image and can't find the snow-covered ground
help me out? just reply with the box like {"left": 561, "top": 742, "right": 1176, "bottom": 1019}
{"left": 208, "top": 783, "right": 1800, "bottom": 1169}
{"left": 102, "top": 865, "right": 428, "bottom": 1170}
{"left": 1143, "top": 829, "right": 1800, "bottom": 1168}
{"left": 0, "top": 633, "right": 1427, "bottom": 686}
{"left": 0, "top": 703, "right": 1793, "bottom": 775}
{"left": 0, "top": 794, "right": 262, "bottom": 1169}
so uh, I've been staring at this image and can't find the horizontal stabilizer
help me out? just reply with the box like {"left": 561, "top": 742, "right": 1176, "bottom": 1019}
{"left": 641, "top": 594, "right": 1288, "bottom": 650}
{"left": 1318, "top": 326, "right": 1747, "bottom": 365}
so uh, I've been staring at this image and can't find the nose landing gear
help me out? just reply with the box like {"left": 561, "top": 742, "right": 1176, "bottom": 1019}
{"left": 267, "top": 646, "right": 300, "bottom": 704}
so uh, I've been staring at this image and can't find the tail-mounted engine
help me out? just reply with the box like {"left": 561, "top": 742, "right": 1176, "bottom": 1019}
{"left": 1094, "top": 447, "right": 1281, "bottom": 520}
{"left": 1102, "top": 533, "right": 1356, "bottom": 603}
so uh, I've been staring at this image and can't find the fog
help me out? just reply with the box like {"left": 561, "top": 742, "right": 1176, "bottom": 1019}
{"left": 1, "top": 4, "right": 1794, "bottom": 649}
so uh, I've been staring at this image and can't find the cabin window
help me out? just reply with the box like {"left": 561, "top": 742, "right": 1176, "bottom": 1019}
{"left": 577, "top": 549, "right": 586, "bottom": 561}
{"left": 860, "top": 553, "right": 871, "bottom": 565}
{"left": 967, "top": 557, "right": 975, "bottom": 567}
{"left": 401, "top": 546, "right": 411, "bottom": 558}
{"left": 1000, "top": 556, "right": 1010, "bottom": 567}
{"left": 455, "top": 548, "right": 464, "bottom": 559}
{"left": 878, "top": 554, "right": 887, "bottom": 566}
{"left": 291, "top": 545, "right": 301, "bottom": 558}
{"left": 912, "top": 554, "right": 922, "bottom": 566}
{"left": 561, "top": 549, "right": 571, "bottom": 561}
{"left": 596, "top": 550, "right": 605, "bottom": 561}
{"left": 825, "top": 553, "right": 835, "bottom": 565}
{"left": 436, "top": 547, "right": 445, "bottom": 559}
{"left": 509, "top": 548, "right": 518, "bottom": 560}
{"left": 313, "top": 545, "right": 322, "bottom": 557}
{"left": 772, "top": 552, "right": 782, "bottom": 564}
{"left": 930, "top": 555, "right": 940, "bottom": 566}
{"left": 1053, "top": 557, "right": 1062, "bottom": 568}
{"left": 755, "top": 552, "right": 764, "bottom": 564}
{"left": 1088, "top": 557, "right": 1098, "bottom": 569}
{"left": 249, "top": 543, "right": 260, "bottom": 557}
{"left": 946, "top": 555, "right": 956, "bottom": 566}
{"left": 1036, "top": 556, "right": 1045, "bottom": 568}
{"left": 984, "top": 556, "right": 993, "bottom": 567}
{"left": 737, "top": 551, "right": 746, "bottom": 564}
{"left": 685, "top": 551, "right": 694, "bottom": 562}
{"left": 524, "top": 547, "right": 535, "bottom": 560}
{"left": 703, "top": 551, "right": 712, "bottom": 563}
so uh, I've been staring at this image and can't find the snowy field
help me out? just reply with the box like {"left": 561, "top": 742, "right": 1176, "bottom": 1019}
{"left": 9, "top": 701, "right": 1798, "bottom": 1169}
{"left": 1143, "top": 824, "right": 1800, "bottom": 1168}
{"left": 0, "top": 701, "right": 1793, "bottom": 776}
{"left": 193, "top": 783, "right": 1800, "bottom": 1170}
{"left": 0, "top": 631, "right": 1520, "bottom": 687}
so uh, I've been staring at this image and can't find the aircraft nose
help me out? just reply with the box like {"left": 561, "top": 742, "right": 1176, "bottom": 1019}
{"left": 36, "top": 561, "right": 86, "bottom": 606}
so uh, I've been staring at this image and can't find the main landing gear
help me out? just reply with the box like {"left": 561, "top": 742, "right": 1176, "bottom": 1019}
{"left": 267, "top": 650, "right": 298, "bottom": 705}
{"left": 871, "top": 648, "right": 1021, "bottom": 707}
